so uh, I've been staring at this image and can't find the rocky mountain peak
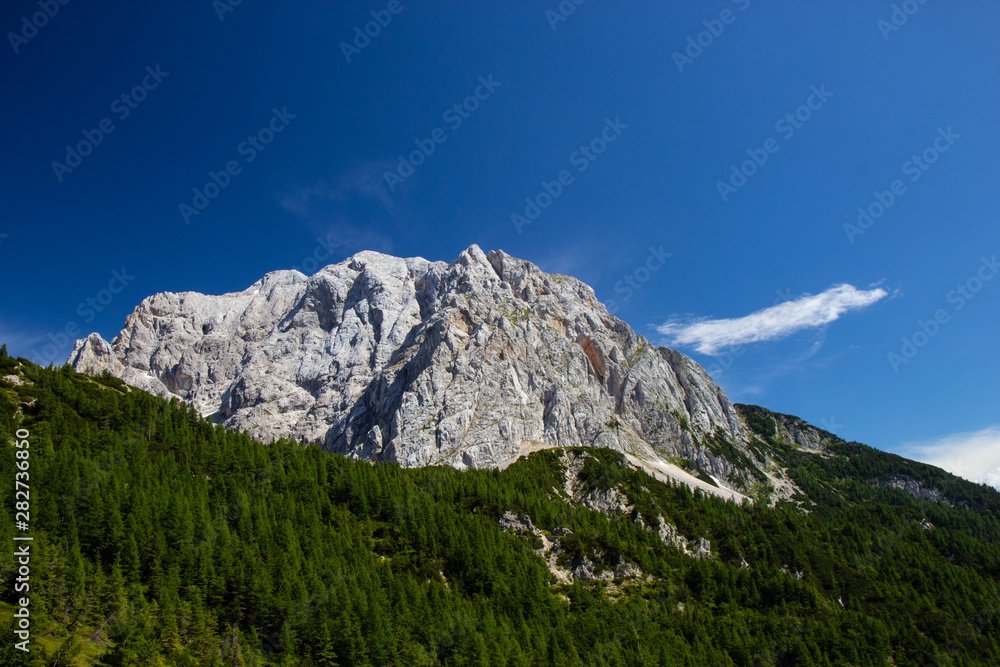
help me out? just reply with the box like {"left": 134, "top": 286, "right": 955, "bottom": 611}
{"left": 70, "top": 245, "right": 770, "bottom": 495}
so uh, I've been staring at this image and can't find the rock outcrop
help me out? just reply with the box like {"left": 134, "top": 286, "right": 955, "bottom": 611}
{"left": 654, "top": 515, "right": 712, "bottom": 559}
{"left": 771, "top": 412, "right": 835, "bottom": 453}
{"left": 70, "top": 245, "right": 750, "bottom": 472}
{"left": 880, "top": 475, "right": 951, "bottom": 505}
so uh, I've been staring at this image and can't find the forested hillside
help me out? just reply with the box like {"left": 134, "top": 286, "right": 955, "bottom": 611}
{"left": 2, "top": 347, "right": 999, "bottom": 665}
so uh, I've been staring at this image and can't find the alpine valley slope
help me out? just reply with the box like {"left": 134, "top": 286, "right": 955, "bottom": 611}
{"left": 68, "top": 245, "right": 789, "bottom": 498}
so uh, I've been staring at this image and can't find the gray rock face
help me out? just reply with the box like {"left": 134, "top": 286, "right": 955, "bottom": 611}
{"left": 579, "top": 487, "right": 633, "bottom": 516}
{"left": 559, "top": 450, "right": 637, "bottom": 513}
{"left": 499, "top": 511, "right": 536, "bottom": 534}
{"left": 570, "top": 556, "right": 615, "bottom": 582}
{"left": 653, "top": 515, "right": 712, "bottom": 559}
{"left": 69, "top": 245, "right": 750, "bottom": 470}
{"left": 771, "top": 413, "right": 835, "bottom": 452}
{"left": 881, "top": 475, "right": 951, "bottom": 504}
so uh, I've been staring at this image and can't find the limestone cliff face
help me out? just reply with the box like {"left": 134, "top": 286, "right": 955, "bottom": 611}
{"left": 70, "top": 245, "right": 750, "bottom": 473}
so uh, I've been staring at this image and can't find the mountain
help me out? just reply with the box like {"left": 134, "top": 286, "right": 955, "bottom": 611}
{"left": 2, "top": 352, "right": 1000, "bottom": 665}
{"left": 68, "top": 245, "right": 766, "bottom": 498}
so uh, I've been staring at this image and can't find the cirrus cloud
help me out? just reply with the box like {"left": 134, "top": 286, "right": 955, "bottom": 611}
{"left": 280, "top": 159, "right": 398, "bottom": 216}
{"left": 657, "top": 284, "right": 888, "bottom": 355}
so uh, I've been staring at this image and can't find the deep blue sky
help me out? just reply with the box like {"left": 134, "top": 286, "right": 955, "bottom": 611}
{"left": 2, "top": 1, "right": 998, "bottom": 480}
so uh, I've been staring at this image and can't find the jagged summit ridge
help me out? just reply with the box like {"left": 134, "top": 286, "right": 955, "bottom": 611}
{"left": 70, "top": 244, "right": 749, "bottom": 478}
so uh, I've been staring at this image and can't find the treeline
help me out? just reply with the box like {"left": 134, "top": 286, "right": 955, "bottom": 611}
{"left": 0, "top": 351, "right": 998, "bottom": 665}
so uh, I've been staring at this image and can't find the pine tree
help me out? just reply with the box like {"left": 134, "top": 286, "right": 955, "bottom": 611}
{"left": 316, "top": 621, "right": 340, "bottom": 667}
{"left": 122, "top": 532, "right": 141, "bottom": 584}
{"left": 220, "top": 625, "right": 246, "bottom": 667}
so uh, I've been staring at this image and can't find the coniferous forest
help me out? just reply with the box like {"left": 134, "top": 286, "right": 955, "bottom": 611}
{"left": 2, "top": 347, "right": 1000, "bottom": 665}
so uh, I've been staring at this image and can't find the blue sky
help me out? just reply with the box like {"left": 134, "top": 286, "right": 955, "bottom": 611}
{"left": 2, "top": 1, "right": 998, "bottom": 483}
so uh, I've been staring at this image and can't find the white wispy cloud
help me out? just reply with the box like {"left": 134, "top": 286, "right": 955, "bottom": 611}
{"left": 280, "top": 160, "right": 398, "bottom": 217}
{"left": 657, "top": 284, "right": 888, "bottom": 355}
{"left": 902, "top": 427, "right": 1000, "bottom": 490}
{"left": 280, "top": 160, "right": 401, "bottom": 256}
